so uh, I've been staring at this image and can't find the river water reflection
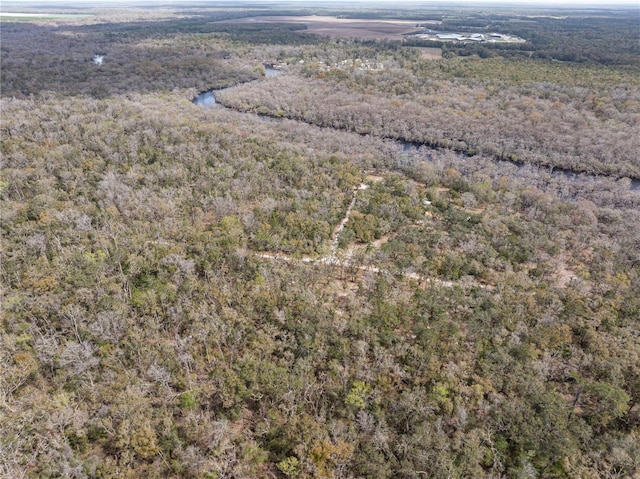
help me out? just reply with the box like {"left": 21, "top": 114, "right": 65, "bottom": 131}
{"left": 193, "top": 91, "right": 216, "bottom": 107}
{"left": 193, "top": 68, "right": 281, "bottom": 108}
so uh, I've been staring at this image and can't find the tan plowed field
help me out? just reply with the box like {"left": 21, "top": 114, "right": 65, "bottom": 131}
{"left": 219, "top": 15, "right": 440, "bottom": 40}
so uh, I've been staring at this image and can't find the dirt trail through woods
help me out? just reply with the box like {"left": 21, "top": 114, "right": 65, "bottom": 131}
{"left": 255, "top": 183, "right": 460, "bottom": 288}
{"left": 330, "top": 183, "right": 368, "bottom": 256}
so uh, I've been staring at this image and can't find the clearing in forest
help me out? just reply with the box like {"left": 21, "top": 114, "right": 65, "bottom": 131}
{"left": 219, "top": 15, "right": 439, "bottom": 40}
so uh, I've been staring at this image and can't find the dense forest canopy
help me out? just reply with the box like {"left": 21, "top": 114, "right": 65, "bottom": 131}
{"left": 1, "top": 2, "right": 639, "bottom": 478}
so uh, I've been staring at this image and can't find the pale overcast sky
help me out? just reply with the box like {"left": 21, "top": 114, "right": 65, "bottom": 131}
{"left": 2, "top": 0, "right": 639, "bottom": 6}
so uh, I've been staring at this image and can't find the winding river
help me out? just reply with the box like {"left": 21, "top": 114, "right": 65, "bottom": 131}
{"left": 193, "top": 73, "right": 640, "bottom": 192}
{"left": 193, "top": 67, "right": 281, "bottom": 107}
